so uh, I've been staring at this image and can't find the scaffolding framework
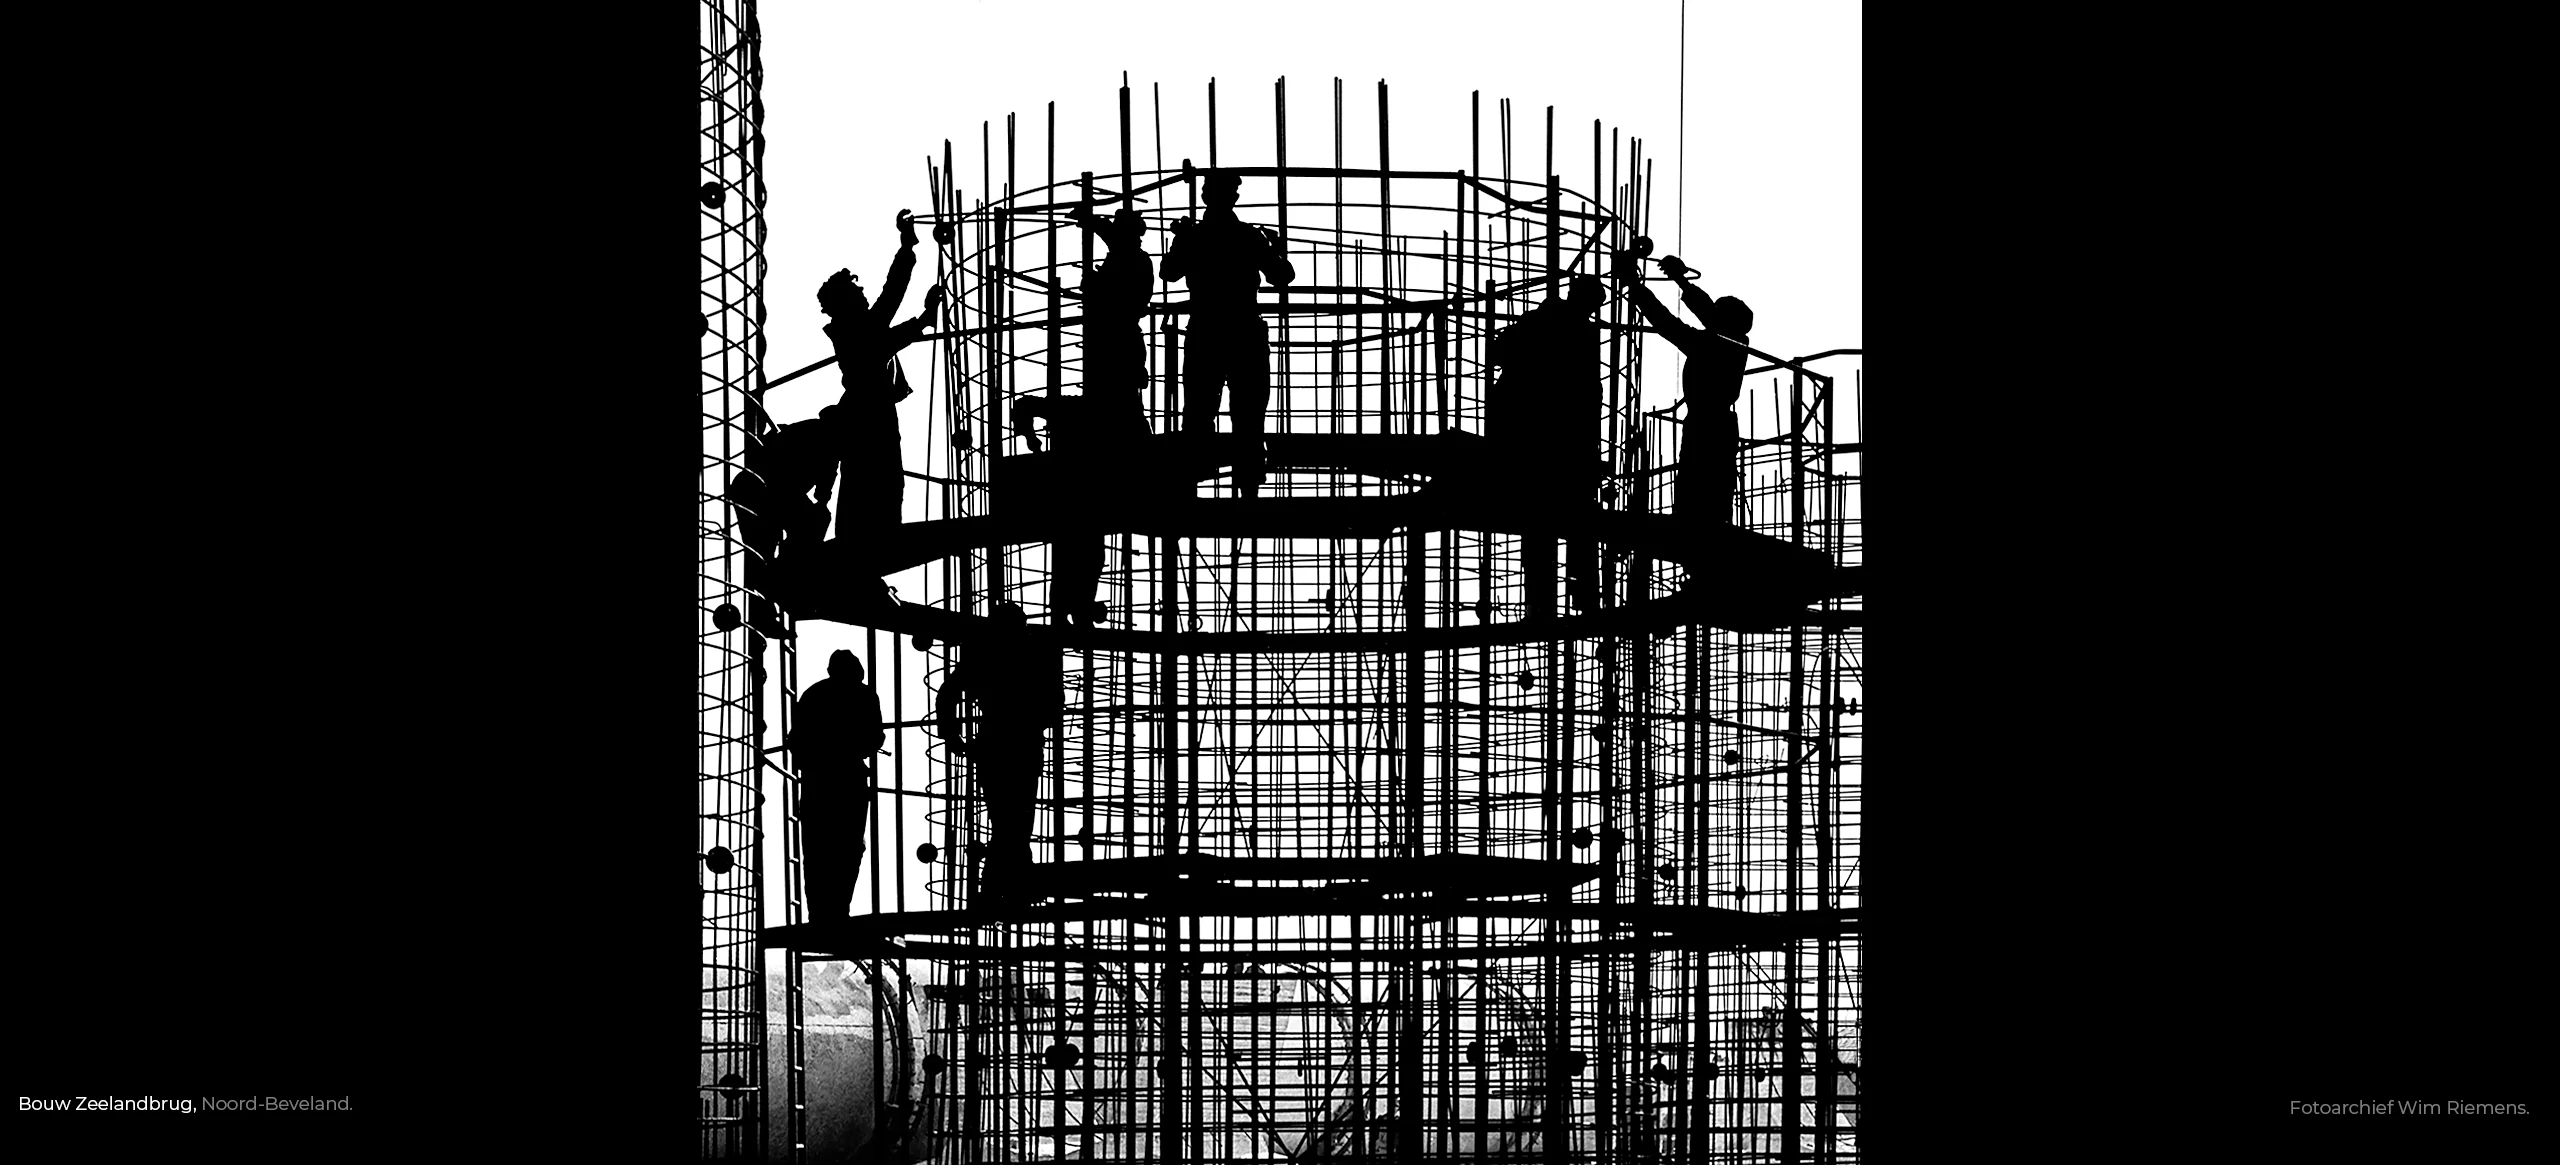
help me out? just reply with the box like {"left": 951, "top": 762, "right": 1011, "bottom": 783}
{"left": 700, "top": 0, "right": 770, "bottom": 1157}
{"left": 742, "top": 75, "right": 1861, "bottom": 1165}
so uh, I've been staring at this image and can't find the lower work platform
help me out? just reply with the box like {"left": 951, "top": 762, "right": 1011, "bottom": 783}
{"left": 762, "top": 852, "right": 1857, "bottom": 962}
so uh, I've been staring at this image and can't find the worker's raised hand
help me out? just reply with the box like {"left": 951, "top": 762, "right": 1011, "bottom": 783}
{"left": 1658, "top": 255, "right": 1696, "bottom": 283}
{"left": 897, "top": 209, "right": 919, "bottom": 247}
{"left": 923, "top": 283, "right": 948, "bottom": 318}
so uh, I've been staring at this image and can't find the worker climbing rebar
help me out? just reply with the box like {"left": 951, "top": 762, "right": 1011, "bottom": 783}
{"left": 1161, "top": 168, "right": 1294, "bottom": 498}
{"left": 819, "top": 210, "right": 946, "bottom": 548}
{"left": 790, "top": 649, "right": 886, "bottom": 922}
{"left": 1009, "top": 389, "right": 1115, "bottom": 628}
{"left": 1612, "top": 239, "right": 1751, "bottom": 527}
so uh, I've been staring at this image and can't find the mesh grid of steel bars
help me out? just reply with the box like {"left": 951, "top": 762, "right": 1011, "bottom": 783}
{"left": 767, "top": 78, "right": 1862, "bottom": 1163}
{"left": 701, "top": 0, "right": 770, "bottom": 1156}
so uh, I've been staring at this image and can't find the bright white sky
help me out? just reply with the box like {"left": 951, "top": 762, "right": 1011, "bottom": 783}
{"left": 758, "top": 0, "right": 1859, "bottom": 405}
{"left": 750, "top": 0, "right": 1859, "bottom": 919}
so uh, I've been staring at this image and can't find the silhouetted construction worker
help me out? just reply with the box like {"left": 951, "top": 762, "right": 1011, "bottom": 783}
{"left": 725, "top": 411, "right": 842, "bottom": 639}
{"left": 1070, "top": 199, "right": 1157, "bottom": 443}
{"left": 1614, "top": 245, "right": 1752, "bottom": 526}
{"left": 1486, "top": 274, "right": 1606, "bottom": 613}
{"left": 989, "top": 199, "right": 1162, "bottom": 627}
{"left": 933, "top": 602, "right": 1062, "bottom": 907}
{"left": 1486, "top": 274, "right": 1604, "bottom": 491}
{"left": 1009, "top": 393, "right": 1111, "bottom": 627}
{"left": 1161, "top": 169, "right": 1294, "bottom": 497}
{"left": 790, "top": 649, "right": 886, "bottom": 921}
{"left": 820, "top": 210, "right": 947, "bottom": 545}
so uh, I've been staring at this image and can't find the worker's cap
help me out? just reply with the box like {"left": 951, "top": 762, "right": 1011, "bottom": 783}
{"left": 1712, "top": 296, "right": 1753, "bottom": 336}
{"left": 1204, "top": 169, "right": 1242, "bottom": 193}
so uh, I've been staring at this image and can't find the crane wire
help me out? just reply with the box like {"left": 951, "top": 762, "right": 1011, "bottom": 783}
{"left": 1671, "top": 0, "right": 1690, "bottom": 449}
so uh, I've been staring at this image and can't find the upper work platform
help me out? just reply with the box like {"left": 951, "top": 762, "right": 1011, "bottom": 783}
{"left": 779, "top": 430, "right": 1856, "bottom": 649}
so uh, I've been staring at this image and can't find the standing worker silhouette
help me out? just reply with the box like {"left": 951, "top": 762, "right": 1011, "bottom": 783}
{"left": 1009, "top": 198, "right": 1159, "bottom": 626}
{"left": 1613, "top": 243, "right": 1752, "bottom": 526}
{"left": 819, "top": 210, "right": 946, "bottom": 547}
{"left": 1161, "top": 169, "right": 1294, "bottom": 497}
{"left": 1485, "top": 273, "right": 1607, "bottom": 613}
{"left": 790, "top": 649, "right": 886, "bottom": 922}
{"left": 933, "top": 602, "right": 1062, "bottom": 908}
{"left": 1070, "top": 198, "right": 1158, "bottom": 443}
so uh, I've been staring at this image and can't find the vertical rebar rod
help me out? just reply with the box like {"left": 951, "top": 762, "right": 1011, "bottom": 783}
{"left": 699, "top": 3, "right": 766, "bottom": 1153}
{"left": 1048, "top": 105, "right": 1061, "bottom": 408}
{"left": 1277, "top": 77, "right": 1290, "bottom": 443}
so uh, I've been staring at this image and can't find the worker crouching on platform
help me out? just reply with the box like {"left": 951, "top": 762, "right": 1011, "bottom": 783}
{"left": 933, "top": 602, "right": 1063, "bottom": 908}
{"left": 790, "top": 650, "right": 886, "bottom": 921}
{"left": 724, "top": 410, "right": 840, "bottom": 640}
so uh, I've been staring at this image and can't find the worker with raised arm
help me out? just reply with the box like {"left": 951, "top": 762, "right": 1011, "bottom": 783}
{"left": 1612, "top": 241, "right": 1752, "bottom": 526}
{"left": 819, "top": 209, "right": 947, "bottom": 545}
{"left": 1161, "top": 169, "right": 1295, "bottom": 497}
{"left": 1003, "top": 198, "right": 1162, "bottom": 626}
{"left": 1070, "top": 198, "right": 1158, "bottom": 443}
